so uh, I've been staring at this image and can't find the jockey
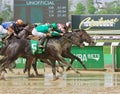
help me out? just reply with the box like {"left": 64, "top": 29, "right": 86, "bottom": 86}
{"left": 1, "top": 19, "right": 24, "bottom": 36}
{"left": 51, "top": 22, "right": 66, "bottom": 33}
{"left": 32, "top": 23, "right": 64, "bottom": 47}
{"left": 52, "top": 22, "right": 71, "bottom": 33}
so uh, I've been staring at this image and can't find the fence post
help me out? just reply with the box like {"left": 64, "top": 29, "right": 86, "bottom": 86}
{"left": 112, "top": 46, "right": 116, "bottom": 72}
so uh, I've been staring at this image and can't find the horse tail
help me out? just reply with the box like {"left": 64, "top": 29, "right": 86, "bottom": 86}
{"left": 0, "top": 44, "right": 9, "bottom": 55}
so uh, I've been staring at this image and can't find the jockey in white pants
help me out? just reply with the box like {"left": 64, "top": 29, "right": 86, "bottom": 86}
{"left": 32, "top": 23, "right": 63, "bottom": 47}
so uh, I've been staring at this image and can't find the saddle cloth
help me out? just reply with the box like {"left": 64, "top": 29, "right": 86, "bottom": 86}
{"left": 30, "top": 39, "right": 43, "bottom": 55}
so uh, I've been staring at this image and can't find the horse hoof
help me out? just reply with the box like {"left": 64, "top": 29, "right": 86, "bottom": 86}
{"left": 23, "top": 69, "right": 27, "bottom": 73}
{"left": 66, "top": 68, "right": 70, "bottom": 71}
{"left": 53, "top": 76, "right": 59, "bottom": 81}
{"left": 36, "top": 74, "right": 44, "bottom": 77}
{"left": 58, "top": 71, "right": 63, "bottom": 75}
{"left": 0, "top": 74, "right": 8, "bottom": 80}
{"left": 29, "top": 73, "right": 35, "bottom": 78}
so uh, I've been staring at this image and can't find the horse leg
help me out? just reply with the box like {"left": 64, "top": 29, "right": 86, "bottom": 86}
{"left": 26, "top": 57, "right": 34, "bottom": 77}
{"left": 62, "top": 51, "right": 87, "bottom": 71}
{"left": 66, "top": 59, "right": 74, "bottom": 71}
{"left": 24, "top": 58, "right": 39, "bottom": 77}
{"left": 32, "top": 58, "right": 39, "bottom": 76}
{"left": 72, "top": 54, "right": 86, "bottom": 69}
{"left": 51, "top": 60, "right": 58, "bottom": 81}
{"left": 23, "top": 60, "right": 27, "bottom": 73}
{"left": 7, "top": 62, "right": 16, "bottom": 73}
{"left": 57, "top": 55, "right": 81, "bottom": 75}
{"left": 0, "top": 58, "right": 16, "bottom": 80}
{"left": 56, "top": 61, "right": 64, "bottom": 74}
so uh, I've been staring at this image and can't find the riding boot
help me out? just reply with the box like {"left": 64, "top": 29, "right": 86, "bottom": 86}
{"left": 38, "top": 37, "right": 46, "bottom": 48}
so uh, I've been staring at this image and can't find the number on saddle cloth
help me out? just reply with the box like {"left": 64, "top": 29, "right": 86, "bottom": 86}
{"left": 30, "top": 40, "right": 43, "bottom": 55}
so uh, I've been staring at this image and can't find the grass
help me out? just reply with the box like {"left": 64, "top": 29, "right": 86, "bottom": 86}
{"left": 103, "top": 46, "right": 110, "bottom": 54}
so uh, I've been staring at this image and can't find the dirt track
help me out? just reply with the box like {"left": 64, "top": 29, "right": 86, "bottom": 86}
{"left": 0, "top": 69, "right": 120, "bottom": 94}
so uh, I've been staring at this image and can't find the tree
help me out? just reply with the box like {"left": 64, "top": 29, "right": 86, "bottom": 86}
{"left": 68, "top": 0, "right": 73, "bottom": 20}
{"left": 74, "top": 3, "right": 85, "bottom": 14}
{"left": 0, "top": 4, "right": 13, "bottom": 21}
{"left": 0, "top": 16, "right": 3, "bottom": 24}
{"left": 97, "top": 1, "right": 120, "bottom": 14}
{"left": 115, "top": 6, "right": 120, "bottom": 14}
{"left": 88, "top": 0, "right": 96, "bottom": 14}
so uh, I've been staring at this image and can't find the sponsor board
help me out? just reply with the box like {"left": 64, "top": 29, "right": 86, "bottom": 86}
{"left": 72, "top": 14, "right": 120, "bottom": 30}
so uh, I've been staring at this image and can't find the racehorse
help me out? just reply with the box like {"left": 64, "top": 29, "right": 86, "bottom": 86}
{"left": 17, "top": 24, "right": 34, "bottom": 39}
{"left": 17, "top": 25, "right": 92, "bottom": 72}
{"left": 16, "top": 24, "right": 89, "bottom": 72}
{"left": 63, "top": 29, "right": 94, "bottom": 71}
{"left": 0, "top": 24, "right": 34, "bottom": 74}
{"left": 40, "top": 30, "right": 94, "bottom": 80}
{"left": 27, "top": 29, "right": 94, "bottom": 74}
{"left": 0, "top": 29, "right": 94, "bottom": 80}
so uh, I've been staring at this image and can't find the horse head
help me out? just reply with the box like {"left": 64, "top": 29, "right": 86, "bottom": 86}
{"left": 18, "top": 24, "right": 34, "bottom": 39}
{"left": 62, "top": 32, "right": 85, "bottom": 47}
{"left": 76, "top": 29, "right": 95, "bottom": 46}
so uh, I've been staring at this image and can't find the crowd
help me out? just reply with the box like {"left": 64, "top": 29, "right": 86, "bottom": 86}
{"left": 0, "top": 19, "right": 71, "bottom": 47}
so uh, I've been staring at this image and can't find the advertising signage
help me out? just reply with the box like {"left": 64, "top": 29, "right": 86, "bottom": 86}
{"left": 14, "top": 0, "right": 68, "bottom": 24}
{"left": 72, "top": 14, "right": 120, "bottom": 30}
{"left": 71, "top": 46, "right": 104, "bottom": 69}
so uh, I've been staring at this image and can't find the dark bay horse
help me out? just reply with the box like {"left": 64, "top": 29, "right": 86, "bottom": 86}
{"left": 40, "top": 30, "right": 94, "bottom": 80}
{"left": 16, "top": 25, "right": 90, "bottom": 72}
{"left": 0, "top": 24, "right": 34, "bottom": 74}
{"left": 63, "top": 29, "right": 94, "bottom": 71}
{"left": 18, "top": 26, "right": 93, "bottom": 72}
{"left": 28, "top": 29, "right": 94, "bottom": 75}
{"left": 0, "top": 29, "right": 94, "bottom": 80}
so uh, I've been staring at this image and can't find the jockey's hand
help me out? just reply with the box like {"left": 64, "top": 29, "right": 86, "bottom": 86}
{"left": 60, "top": 33, "right": 64, "bottom": 36}
{"left": 46, "top": 33, "right": 51, "bottom": 37}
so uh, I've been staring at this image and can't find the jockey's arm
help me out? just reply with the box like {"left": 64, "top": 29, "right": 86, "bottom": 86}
{"left": 10, "top": 25, "right": 17, "bottom": 36}
{"left": 55, "top": 29, "right": 63, "bottom": 33}
{"left": 51, "top": 31, "right": 63, "bottom": 37}
{"left": 7, "top": 27, "right": 17, "bottom": 36}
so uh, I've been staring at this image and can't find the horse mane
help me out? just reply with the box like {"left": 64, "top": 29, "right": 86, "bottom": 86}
{"left": 63, "top": 32, "right": 73, "bottom": 38}
{"left": 18, "top": 24, "right": 34, "bottom": 39}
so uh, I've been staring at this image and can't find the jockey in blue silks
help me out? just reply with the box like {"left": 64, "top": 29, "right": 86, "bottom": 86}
{"left": 1, "top": 19, "right": 24, "bottom": 36}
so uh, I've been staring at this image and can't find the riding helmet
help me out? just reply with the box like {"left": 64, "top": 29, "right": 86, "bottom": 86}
{"left": 16, "top": 19, "right": 23, "bottom": 25}
{"left": 51, "top": 23, "right": 58, "bottom": 29}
